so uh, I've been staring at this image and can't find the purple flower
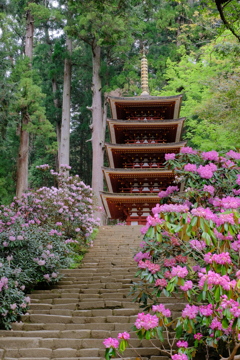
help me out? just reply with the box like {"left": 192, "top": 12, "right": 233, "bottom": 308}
{"left": 135, "top": 312, "right": 159, "bottom": 330}
{"left": 103, "top": 337, "right": 119, "bottom": 349}
{"left": 203, "top": 185, "right": 215, "bottom": 195}
{"left": 226, "top": 150, "right": 240, "bottom": 160}
{"left": 171, "top": 266, "right": 188, "bottom": 278}
{"left": 172, "top": 354, "right": 188, "bottom": 360}
{"left": 182, "top": 304, "right": 199, "bottom": 319}
{"left": 118, "top": 332, "right": 130, "bottom": 340}
{"left": 152, "top": 304, "right": 171, "bottom": 317}
{"left": 202, "top": 150, "right": 219, "bottom": 161}
{"left": 37, "top": 260, "right": 46, "bottom": 266}
{"left": 184, "top": 163, "right": 197, "bottom": 172}
{"left": 180, "top": 147, "right": 197, "bottom": 155}
{"left": 176, "top": 340, "right": 188, "bottom": 348}
{"left": 194, "top": 333, "right": 203, "bottom": 340}
{"left": 180, "top": 281, "right": 193, "bottom": 291}
{"left": 9, "top": 236, "right": 16, "bottom": 241}
{"left": 165, "top": 153, "right": 176, "bottom": 160}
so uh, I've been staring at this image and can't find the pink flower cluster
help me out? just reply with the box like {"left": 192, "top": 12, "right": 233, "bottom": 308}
{"left": 202, "top": 150, "right": 219, "bottom": 161}
{"left": 231, "top": 235, "right": 240, "bottom": 251}
{"left": 138, "top": 260, "right": 160, "bottom": 274}
{"left": 203, "top": 185, "right": 215, "bottom": 195}
{"left": 118, "top": 332, "right": 130, "bottom": 340}
{"left": 152, "top": 304, "right": 171, "bottom": 317}
{"left": 152, "top": 203, "right": 189, "bottom": 215}
{"left": 182, "top": 304, "right": 199, "bottom": 319}
{"left": 199, "top": 304, "right": 213, "bottom": 316}
{"left": 172, "top": 353, "right": 188, "bottom": 360}
{"left": 210, "top": 317, "right": 222, "bottom": 331}
{"left": 184, "top": 163, "right": 197, "bottom": 172}
{"left": 165, "top": 153, "right": 176, "bottom": 160}
{"left": 180, "top": 147, "right": 197, "bottom": 155}
{"left": 226, "top": 150, "right": 240, "bottom": 160}
{"left": 197, "top": 163, "right": 217, "bottom": 179}
{"left": 180, "top": 280, "right": 193, "bottom": 291}
{"left": 204, "top": 252, "right": 232, "bottom": 265}
{"left": 176, "top": 340, "right": 188, "bottom": 348}
{"left": 155, "top": 278, "right": 168, "bottom": 288}
{"left": 135, "top": 312, "right": 159, "bottom": 330}
{"left": 198, "top": 270, "right": 236, "bottom": 291}
{"left": 159, "top": 186, "right": 179, "bottom": 199}
{"left": 211, "top": 196, "right": 240, "bottom": 209}
{"left": 220, "top": 296, "right": 240, "bottom": 318}
{"left": 189, "top": 240, "right": 206, "bottom": 251}
{"left": 171, "top": 266, "right": 188, "bottom": 278}
{"left": 103, "top": 337, "right": 119, "bottom": 348}
{"left": 146, "top": 215, "right": 164, "bottom": 227}
{"left": 0, "top": 276, "right": 8, "bottom": 292}
{"left": 134, "top": 251, "right": 151, "bottom": 262}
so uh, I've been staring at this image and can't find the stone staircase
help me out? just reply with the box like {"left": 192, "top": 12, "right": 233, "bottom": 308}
{"left": 0, "top": 225, "right": 184, "bottom": 360}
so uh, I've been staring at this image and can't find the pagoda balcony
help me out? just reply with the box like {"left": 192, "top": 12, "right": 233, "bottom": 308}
{"left": 123, "top": 161, "right": 165, "bottom": 169}
{"left": 125, "top": 139, "right": 168, "bottom": 144}
{"left": 119, "top": 186, "right": 163, "bottom": 193}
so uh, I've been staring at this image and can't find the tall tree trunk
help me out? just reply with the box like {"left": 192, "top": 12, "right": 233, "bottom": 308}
{"left": 16, "top": 9, "right": 33, "bottom": 198}
{"left": 59, "top": 37, "right": 72, "bottom": 168}
{"left": 52, "top": 77, "right": 61, "bottom": 171}
{"left": 90, "top": 42, "right": 106, "bottom": 224}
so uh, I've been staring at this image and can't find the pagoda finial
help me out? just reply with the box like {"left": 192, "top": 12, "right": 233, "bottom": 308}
{"left": 141, "top": 47, "right": 150, "bottom": 96}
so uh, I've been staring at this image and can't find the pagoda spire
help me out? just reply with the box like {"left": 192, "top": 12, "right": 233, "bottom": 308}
{"left": 141, "top": 47, "right": 150, "bottom": 96}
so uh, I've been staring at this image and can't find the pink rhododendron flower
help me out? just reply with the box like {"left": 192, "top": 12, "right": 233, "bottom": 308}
{"left": 226, "top": 150, "right": 240, "bottom": 159}
{"left": 180, "top": 146, "right": 197, "bottom": 155}
{"left": 197, "top": 165, "right": 214, "bottom": 179}
{"left": 210, "top": 318, "right": 223, "bottom": 330}
{"left": 165, "top": 153, "right": 176, "bottom": 160}
{"left": 159, "top": 186, "right": 179, "bottom": 198}
{"left": 189, "top": 240, "right": 206, "bottom": 251}
{"left": 176, "top": 340, "right": 188, "bottom": 348}
{"left": 152, "top": 304, "right": 171, "bottom": 317}
{"left": 180, "top": 280, "right": 193, "bottom": 291}
{"left": 9, "top": 236, "right": 16, "bottom": 241}
{"left": 182, "top": 304, "right": 199, "bottom": 319}
{"left": 194, "top": 333, "right": 203, "bottom": 340}
{"left": 172, "top": 354, "right": 188, "bottom": 360}
{"left": 184, "top": 163, "right": 197, "bottom": 172}
{"left": 118, "top": 332, "right": 130, "bottom": 340}
{"left": 204, "top": 252, "right": 232, "bottom": 265}
{"left": 199, "top": 304, "right": 213, "bottom": 316}
{"left": 10, "top": 304, "right": 17, "bottom": 310}
{"left": 236, "top": 174, "right": 240, "bottom": 186}
{"left": 103, "top": 337, "right": 119, "bottom": 348}
{"left": 202, "top": 150, "right": 219, "bottom": 161}
{"left": 171, "top": 266, "right": 188, "bottom": 278}
{"left": 155, "top": 278, "right": 168, "bottom": 288}
{"left": 203, "top": 185, "right": 215, "bottom": 195}
{"left": 164, "top": 258, "right": 176, "bottom": 267}
{"left": 135, "top": 312, "right": 159, "bottom": 330}
{"left": 134, "top": 251, "right": 151, "bottom": 262}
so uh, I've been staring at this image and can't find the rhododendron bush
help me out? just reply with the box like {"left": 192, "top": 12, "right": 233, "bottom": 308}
{"left": 104, "top": 148, "right": 240, "bottom": 360}
{"left": 0, "top": 165, "right": 99, "bottom": 329}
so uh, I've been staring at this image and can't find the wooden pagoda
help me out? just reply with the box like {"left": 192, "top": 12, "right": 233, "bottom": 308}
{"left": 100, "top": 54, "right": 186, "bottom": 225}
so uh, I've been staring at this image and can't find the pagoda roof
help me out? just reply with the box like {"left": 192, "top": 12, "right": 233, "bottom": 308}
{"left": 102, "top": 167, "right": 174, "bottom": 193}
{"left": 108, "top": 94, "right": 182, "bottom": 120}
{"left": 107, "top": 117, "right": 185, "bottom": 144}
{"left": 100, "top": 192, "right": 160, "bottom": 219}
{"left": 105, "top": 141, "right": 186, "bottom": 168}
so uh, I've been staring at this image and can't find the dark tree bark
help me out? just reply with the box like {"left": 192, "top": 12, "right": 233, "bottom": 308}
{"left": 16, "top": 9, "right": 34, "bottom": 198}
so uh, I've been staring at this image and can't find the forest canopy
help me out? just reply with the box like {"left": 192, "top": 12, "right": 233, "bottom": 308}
{"left": 0, "top": 0, "right": 239, "bottom": 204}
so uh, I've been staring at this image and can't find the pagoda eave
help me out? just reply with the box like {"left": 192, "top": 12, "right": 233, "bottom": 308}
{"left": 106, "top": 141, "right": 187, "bottom": 168}
{"left": 108, "top": 94, "right": 182, "bottom": 120}
{"left": 107, "top": 117, "right": 185, "bottom": 144}
{"left": 102, "top": 167, "right": 175, "bottom": 193}
{"left": 100, "top": 192, "right": 160, "bottom": 220}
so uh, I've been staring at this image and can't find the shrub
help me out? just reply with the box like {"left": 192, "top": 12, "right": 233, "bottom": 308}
{"left": 104, "top": 148, "right": 240, "bottom": 360}
{"left": 0, "top": 165, "right": 99, "bottom": 328}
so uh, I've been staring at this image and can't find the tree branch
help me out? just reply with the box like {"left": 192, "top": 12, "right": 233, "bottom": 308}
{"left": 214, "top": 0, "right": 240, "bottom": 42}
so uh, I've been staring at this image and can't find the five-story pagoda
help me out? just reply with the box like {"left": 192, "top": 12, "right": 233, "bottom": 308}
{"left": 100, "top": 53, "right": 186, "bottom": 225}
